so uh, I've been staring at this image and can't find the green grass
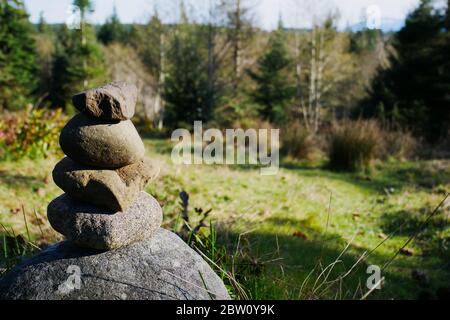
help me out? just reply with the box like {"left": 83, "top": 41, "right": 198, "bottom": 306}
{"left": 0, "top": 138, "right": 449, "bottom": 299}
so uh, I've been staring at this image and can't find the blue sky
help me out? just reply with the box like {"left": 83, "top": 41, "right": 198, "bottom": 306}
{"left": 24, "top": 0, "right": 423, "bottom": 30}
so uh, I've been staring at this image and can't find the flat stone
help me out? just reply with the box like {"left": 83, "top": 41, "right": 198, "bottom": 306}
{"left": 52, "top": 157, "right": 154, "bottom": 212}
{"left": 0, "top": 229, "right": 231, "bottom": 300}
{"left": 72, "top": 82, "right": 137, "bottom": 121}
{"left": 60, "top": 113, "right": 145, "bottom": 168}
{"left": 47, "top": 192, "right": 162, "bottom": 250}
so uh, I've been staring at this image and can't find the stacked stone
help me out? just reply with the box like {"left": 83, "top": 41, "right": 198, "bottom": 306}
{"left": 0, "top": 81, "right": 231, "bottom": 300}
{"left": 48, "top": 82, "right": 162, "bottom": 250}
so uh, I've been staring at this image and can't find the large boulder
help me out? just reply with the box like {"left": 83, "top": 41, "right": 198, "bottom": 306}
{"left": 72, "top": 82, "right": 138, "bottom": 121}
{"left": 0, "top": 229, "right": 230, "bottom": 300}
{"left": 47, "top": 192, "right": 162, "bottom": 250}
{"left": 60, "top": 113, "right": 145, "bottom": 168}
{"left": 52, "top": 157, "right": 154, "bottom": 212}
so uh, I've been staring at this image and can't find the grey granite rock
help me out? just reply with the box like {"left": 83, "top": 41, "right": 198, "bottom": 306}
{"left": 60, "top": 113, "right": 145, "bottom": 168}
{"left": 0, "top": 229, "right": 230, "bottom": 300}
{"left": 72, "top": 82, "right": 137, "bottom": 121}
{"left": 47, "top": 192, "right": 162, "bottom": 250}
{"left": 52, "top": 157, "right": 154, "bottom": 211}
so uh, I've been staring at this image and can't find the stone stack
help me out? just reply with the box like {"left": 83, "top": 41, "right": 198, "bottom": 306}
{"left": 0, "top": 82, "right": 230, "bottom": 300}
{"left": 47, "top": 83, "right": 162, "bottom": 250}
{"left": 49, "top": 82, "right": 162, "bottom": 250}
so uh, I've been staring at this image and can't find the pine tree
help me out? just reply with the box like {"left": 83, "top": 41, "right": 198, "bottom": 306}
{"left": 128, "top": 9, "right": 167, "bottom": 128}
{"left": 222, "top": 0, "right": 254, "bottom": 92}
{"left": 35, "top": 11, "right": 55, "bottom": 106}
{"left": 446, "top": 0, "right": 450, "bottom": 30}
{"left": 365, "top": 0, "right": 450, "bottom": 140}
{"left": 350, "top": 29, "right": 379, "bottom": 53}
{"left": 248, "top": 26, "right": 294, "bottom": 123}
{"left": 163, "top": 4, "right": 210, "bottom": 128}
{"left": 131, "top": 13, "right": 164, "bottom": 77}
{"left": 98, "top": 6, "right": 126, "bottom": 45}
{"left": 37, "top": 11, "right": 49, "bottom": 33}
{"left": 50, "top": 0, "right": 106, "bottom": 109}
{"left": 205, "top": 0, "right": 222, "bottom": 126}
{"left": 0, "top": 0, "right": 38, "bottom": 110}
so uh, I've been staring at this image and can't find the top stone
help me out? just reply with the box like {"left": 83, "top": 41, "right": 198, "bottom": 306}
{"left": 72, "top": 82, "right": 138, "bottom": 121}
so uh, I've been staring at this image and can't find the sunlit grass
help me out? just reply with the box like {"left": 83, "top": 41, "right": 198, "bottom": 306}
{"left": 0, "top": 137, "right": 449, "bottom": 299}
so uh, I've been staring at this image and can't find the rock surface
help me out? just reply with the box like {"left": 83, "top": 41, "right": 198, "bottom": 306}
{"left": 52, "top": 157, "right": 154, "bottom": 211}
{"left": 47, "top": 192, "right": 162, "bottom": 250}
{"left": 0, "top": 229, "right": 230, "bottom": 300}
{"left": 60, "top": 113, "right": 145, "bottom": 168}
{"left": 72, "top": 82, "right": 138, "bottom": 121}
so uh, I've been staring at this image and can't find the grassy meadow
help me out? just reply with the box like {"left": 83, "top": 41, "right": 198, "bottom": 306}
{"left": 2, "top": 0, "right": 450, "bottom": 302}
{"left": 1, "top": 137, "right": 449, "bottom": 300}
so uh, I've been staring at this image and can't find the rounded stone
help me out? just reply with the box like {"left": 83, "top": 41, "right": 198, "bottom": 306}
{"left": 0, "top": 229, "right": 231, "bottom": 300}
{"left": 47, "top": 192, "right": 162, "bottom": 250}
{"left": 52, "top": 157, "right": 154, "bottom": 212}
{"left": 72, "top": 82, "right": 137, "bottom": 121}
{"left": 59, "top": 113, "right": 145, "bottom": 168}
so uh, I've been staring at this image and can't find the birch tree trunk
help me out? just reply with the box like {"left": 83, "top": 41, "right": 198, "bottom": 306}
{"left": 233, "top": 0, "right": 242, "bottom": 91}
{"left": 314, "top": 28, "right": 326, "bottom": 133}
{"left": 207, "top": 9, "right": 216, "bottom": 119}
{"left": 308, "top": 26, "right": 317, "bottom": 132}
{"left": 295, "top": 30, "right": 309, "bottom": 131}
{"left": 80, "top": 11, "right": 88, "bottom": 88}
{"left": 154, "top": 33, "right": 165, "bottom": 129}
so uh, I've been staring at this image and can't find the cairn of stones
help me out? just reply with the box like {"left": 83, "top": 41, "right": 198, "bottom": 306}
{"left": 49, "top": 82, "right": 162, "bottom": 250}
{"left": 0, "top": 81, "right": 230, "bottom": 300}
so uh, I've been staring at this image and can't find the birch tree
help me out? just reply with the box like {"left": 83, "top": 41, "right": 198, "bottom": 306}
{"left": 291, "top": 0, "right": 353, "bottom": 133}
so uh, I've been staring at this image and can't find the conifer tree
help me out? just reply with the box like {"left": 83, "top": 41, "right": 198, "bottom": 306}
{"left": 163, "top": 2, "right": 210, "bottom": 128}
{"left": 248, "top": 25, "right": 294, "bottom": 123}
{"left": 50, "top": 0, "right": 106, "bottom": 109}
{"left": 98, "top": 6, "right": 126, "bottom": 45}
{"left": 128, "top": 9, "right": 167, "bottom": 128}
{"left": 37, "top": 11, "right": 49, "bottom": 33}
{"left": 221, "top": 0, "right": 254, "bottom": 92}
{"left": 365, "top": 0, "right": 450, "bottom": 140}
{"left": 0, "top": 0, "right": 38, "bottom": 110}
{"left": 35, "top": 11, "right": 55, "bottom": 106}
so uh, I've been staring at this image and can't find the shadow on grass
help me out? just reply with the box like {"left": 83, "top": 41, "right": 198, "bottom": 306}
{"left": 380, "top": 208, "right": 449, "bottom": 237}
{"left": 379, "top": 206, "right": 450, "bottom": 264}
{"left": 280, "top": 160, "right": 450, "bottom": 195}
{"left": 141, "top": 137, "right": 449, "bottom": 195}
{"left": 215, "top": 223, "right": 441, "bottom": 300}
{"left": 0, "top": 172, "right": 44, "bottom": 189}
{"left": 374, "top": 162, "right": 450, "bottom": 189}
